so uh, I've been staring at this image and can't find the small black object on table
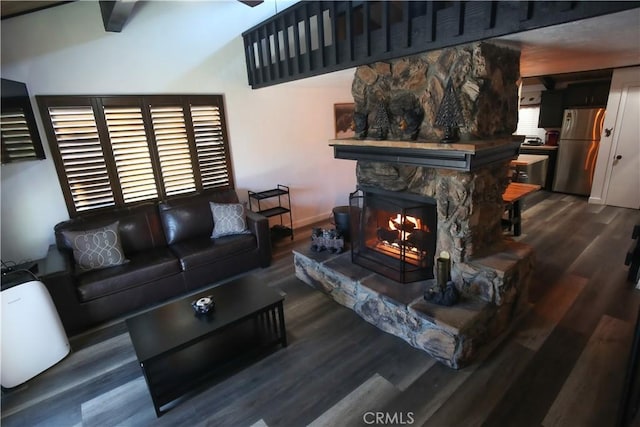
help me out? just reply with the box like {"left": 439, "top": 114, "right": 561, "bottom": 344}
{"left": 126, "top": 275, "right": 287, "bottom": 417}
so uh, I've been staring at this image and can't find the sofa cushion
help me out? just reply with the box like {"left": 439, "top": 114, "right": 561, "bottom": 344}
{"left": 210, "top": 202, "right": 251, "bottom": 238}
{"left": 76, "top": 247, "right": 181, "bottom": 302}
{"left": 55, "top": 203, "right": 167, "bottom": 255}
{"left": 61, "top": 222, "right": 128, "bottom": 272}
{"left": 158, "top": 189, "right": 240, "bottom": 245}
{"left": 170, "top": 234, "right": 257, "bottom": 271}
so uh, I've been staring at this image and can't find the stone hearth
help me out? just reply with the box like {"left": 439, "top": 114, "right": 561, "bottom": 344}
{"left": 294, "top": 241, "right": 531, "bottom": 369}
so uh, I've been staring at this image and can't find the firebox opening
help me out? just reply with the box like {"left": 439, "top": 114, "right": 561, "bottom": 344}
{"left": 350, "top": 187, "right": 437, "bottom": 283}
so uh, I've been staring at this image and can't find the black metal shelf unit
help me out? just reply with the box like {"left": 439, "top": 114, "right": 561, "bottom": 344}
{"left": 248, "top": 184, "right": 293, "bottom": 241}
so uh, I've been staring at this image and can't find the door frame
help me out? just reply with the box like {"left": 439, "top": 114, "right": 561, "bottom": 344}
{"left": 589, "top": 66, "right": 640, "bottom": 205}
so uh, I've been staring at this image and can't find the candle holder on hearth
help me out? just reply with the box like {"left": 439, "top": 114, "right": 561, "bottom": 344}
{"left": 435, "top": 79, "right": 465, "bottom": 144}
{"left": 424, "top": 251, "right": 459, "bottom": 306}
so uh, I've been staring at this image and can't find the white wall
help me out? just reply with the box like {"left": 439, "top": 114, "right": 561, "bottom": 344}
{"left": 0, "top": 0, "right": 357, "bottom": 263}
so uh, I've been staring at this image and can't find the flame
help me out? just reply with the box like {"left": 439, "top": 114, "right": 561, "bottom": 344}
{"left": 388, "top": 214, "right": 422, "bottom": 241}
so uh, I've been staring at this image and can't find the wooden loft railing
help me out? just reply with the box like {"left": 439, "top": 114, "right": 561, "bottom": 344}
{"left": 242, "top": 0, "right": 639, "bottom": 89}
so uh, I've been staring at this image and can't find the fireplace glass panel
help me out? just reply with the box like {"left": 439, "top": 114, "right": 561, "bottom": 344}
{"left": 349, "top": 188, "right": 437, "bottom": 283}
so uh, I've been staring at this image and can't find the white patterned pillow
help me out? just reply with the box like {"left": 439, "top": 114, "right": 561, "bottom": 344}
{"left": 62, "top": 222, "right": 128, "bottom": 272}
{"left": 210, "top": 202, "right": 251, "bottom": 238}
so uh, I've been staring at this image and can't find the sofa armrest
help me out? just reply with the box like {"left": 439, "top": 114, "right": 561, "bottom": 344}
{"left": 40, "top": 245, "right": 84, "bottom": 336}
{"left": 246, "top": 210, "right": 272, "bottom": 267}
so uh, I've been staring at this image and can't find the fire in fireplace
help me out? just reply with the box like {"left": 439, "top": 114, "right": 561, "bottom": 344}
{"left": 349, "top": 187, "right": 437, "bottom": 283}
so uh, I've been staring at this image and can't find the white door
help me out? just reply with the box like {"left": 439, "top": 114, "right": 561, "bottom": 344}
{"left": 605, "top": 83, "right": 640, "bottom": 209}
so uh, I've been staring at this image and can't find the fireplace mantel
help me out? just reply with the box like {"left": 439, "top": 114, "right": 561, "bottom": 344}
{"left": 330, "top": 136, "right": 524, "bottom": 172}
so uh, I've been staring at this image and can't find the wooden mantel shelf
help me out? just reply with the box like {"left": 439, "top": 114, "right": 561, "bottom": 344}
{"left": 329, "top": 136, "right": 524, "bottom": 172}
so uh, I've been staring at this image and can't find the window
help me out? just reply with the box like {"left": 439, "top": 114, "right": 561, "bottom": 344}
{"left": 514, "top": 105, "right": 545, "bottom": 140}
{"left": 1, "top": 79, "right": 46, "bottom": 164}
{"left": 37, "top": 95, "right": 233, "bottom": 216}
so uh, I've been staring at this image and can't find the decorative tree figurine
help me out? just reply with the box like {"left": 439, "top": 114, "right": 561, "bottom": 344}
{"left": 370, "top": 102, "right": 390, "bottom": 140}
{"left": 435, "top": 79, "right": 465, "bottom": 143}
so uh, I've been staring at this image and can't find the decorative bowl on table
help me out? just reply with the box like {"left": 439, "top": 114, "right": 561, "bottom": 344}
{"left": 191, "top": 295, "right": 215, "bottom": 314}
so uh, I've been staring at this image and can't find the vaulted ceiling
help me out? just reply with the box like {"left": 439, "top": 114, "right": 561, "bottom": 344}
{"left": 2, "top": 1, "right": 638, "bottom": 86}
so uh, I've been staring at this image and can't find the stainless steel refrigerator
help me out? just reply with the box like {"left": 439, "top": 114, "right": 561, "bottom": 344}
{"left": 552, "top": 108, "right": 606, "bottom": 195}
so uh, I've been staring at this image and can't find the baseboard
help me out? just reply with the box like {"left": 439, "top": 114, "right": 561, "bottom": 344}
{"left": 588, "top": 196, "right": 604, "bottom": 205}
{"left": 292, "top": 212, "right": 333, "bottom": 230}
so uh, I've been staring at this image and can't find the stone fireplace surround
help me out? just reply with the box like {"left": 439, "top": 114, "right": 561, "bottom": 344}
{"left": 294, "top": 139, "right": 534, "bottom": 368}
{"left": 294, "top": 41, "right": 534, "bottom": 369}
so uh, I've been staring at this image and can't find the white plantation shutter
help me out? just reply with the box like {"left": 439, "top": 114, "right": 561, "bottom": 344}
{"left": 150, "top": 106, "right": 196, "bottom": 196}
{"left": 190, "top": 105, "right": 230, "bottom": 189}
{"left": 0, "top": 108, "right": 39, "bottom": 161}
{"left": 104, "top": 106, "right": 158, "bottom": 203}
{"left": 48, "top": 106, "right": 115, "bottom": 212}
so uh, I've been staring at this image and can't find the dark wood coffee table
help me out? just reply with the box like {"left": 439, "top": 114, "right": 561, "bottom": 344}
{"left": 125, "top": 275, "right": 287, "bottom": 417}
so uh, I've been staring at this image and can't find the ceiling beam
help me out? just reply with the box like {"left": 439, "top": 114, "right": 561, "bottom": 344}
{"left": 238, "top": 1, "right": 264, "bottom": 7}
{"left": 540, "top": 76, "right": 556, "bottom": 90}
{"left": 100, "top": 0, "right": 136, "bottom": 32}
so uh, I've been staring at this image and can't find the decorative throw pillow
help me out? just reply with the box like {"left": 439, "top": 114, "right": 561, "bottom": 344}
{"left": 62, "top": 222, "right": 128, "bottom": 272}
{"left": 210, "top": 202, "right": 251, "bottom": 238}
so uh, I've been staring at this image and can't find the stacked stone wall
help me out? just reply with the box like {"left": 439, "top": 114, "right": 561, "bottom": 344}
{"left": 351, "top": 41, "right": 520, "bottom": 141}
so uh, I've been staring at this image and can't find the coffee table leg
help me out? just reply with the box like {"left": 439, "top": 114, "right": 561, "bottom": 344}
{"left": 278, "top": 302, "right": 287, "bottom": 347}
{"left": 140, "top": 362, "right": 163, "bottom": 417}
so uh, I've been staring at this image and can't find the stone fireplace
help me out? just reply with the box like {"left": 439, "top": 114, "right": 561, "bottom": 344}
{"left": 294, "top": 41, "right": 535, "bottom": 369}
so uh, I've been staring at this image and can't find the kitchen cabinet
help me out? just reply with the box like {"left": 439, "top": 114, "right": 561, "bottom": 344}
{"left": 564, "top": 81, "right": 610, "bottom": 107}
{"left": 538, "top": 90, "right": 565, "bottom": 128}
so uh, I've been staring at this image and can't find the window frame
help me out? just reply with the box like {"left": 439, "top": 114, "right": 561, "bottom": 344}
{"left": 37, "top": 94, "right": 234, "bottom": 217}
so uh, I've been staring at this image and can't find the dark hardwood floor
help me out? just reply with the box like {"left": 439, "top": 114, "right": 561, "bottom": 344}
{"left": 2, "top": 191, "right": 639, "bottom": 427}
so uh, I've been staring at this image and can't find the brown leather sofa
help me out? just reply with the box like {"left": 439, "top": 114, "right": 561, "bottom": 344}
{"left": 41, "top": 189, "right": 272, "bottom": 337}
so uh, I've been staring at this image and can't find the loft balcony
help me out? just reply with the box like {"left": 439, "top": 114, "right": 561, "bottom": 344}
{"left": 242, "top": 0, "right": 639, "bottom": 89}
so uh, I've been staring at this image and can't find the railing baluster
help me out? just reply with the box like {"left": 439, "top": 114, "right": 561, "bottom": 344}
{"left": 330, "top": 1, "right": 338, "bottom": 66}
{"left": 244, "top": 32, "right": 256, "bottom": 87}
{"left": 455, "top": 1, "right": 465, "bottom": 36}
{"left": 382, "top": 0, "right": 390, "bottom": 52}
{"left": 402, "top": 1, "right": 411, "bottom": 49}
{"left": 318, "top": 1, "right": 326, "bottom": 68}
{"left": 264, "top": 25, "right": 274, "bottom": 81}
{"left": 293, "top": 8, "right": 302, "bottom": 75}
{"left": 520, "top": 0, "right": 533, "bottom": 21}
{"left": 363, "top": 1, "right": 370, "bottom": 57}
{"left": 271, "top": 20, "right": 280, "bottom": 81}
{"left": 486, "top": 0, "right": 497, "bottom": 30}
{"left": 281, "top": 14, "right": 291, "bottom": 78}
{"left": 257, "top": 28, "right": 267, "bottom": 85}
{"left": 304, "top": 2, "right": 313, "bottom": 72}
{"left": 346, "top": 1, "right": 353, "bottom": 62}
{"left": 425, "top": 1, "right": 435, "bottom": 42}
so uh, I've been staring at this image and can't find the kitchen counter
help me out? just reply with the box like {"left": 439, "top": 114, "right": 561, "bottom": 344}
{"left": 518, "top": 145, "right": 558, "bottom": 190}
{"left": 511, "top": 155, "right": 549, "bottom": 187}
{"left": 520, "top": 144, "right": 558, "bottom": 151}
{"left": 512, "top": 154, "right": 549, "bottom": 166}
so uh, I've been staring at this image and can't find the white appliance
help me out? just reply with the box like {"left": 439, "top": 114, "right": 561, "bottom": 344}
{"left": 1, "top": 279, "right": 70, "bottom": 388}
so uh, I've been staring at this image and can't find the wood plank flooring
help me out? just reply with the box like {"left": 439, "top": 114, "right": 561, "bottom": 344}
{"left": 2, "top": 191, "right": 639, "bottom": 427}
